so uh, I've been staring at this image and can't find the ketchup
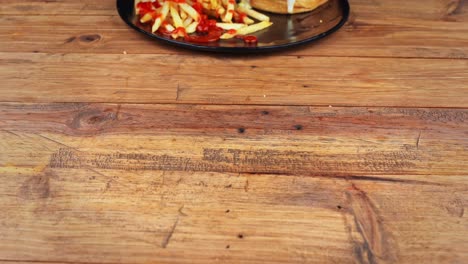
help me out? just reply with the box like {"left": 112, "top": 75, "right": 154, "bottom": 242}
{"left": 237, "top": 12, "right": 248, "bottom": 23}
{"left": 243, "top": 35, "right": 258, "bottom": 44}
{"left": 185, "top": 31, "right": 223, "bottom": 43}
{"left": 192, "top": 2, "right": 203, "bottom": 13}
{"left": 236, "top": 35, "right": 258, "bottom": 45}
{"left": 137, "top": 2, "right": 161, "bottom": 21}
{"left": 183, "top": 14, "right": 224, "bottom": 43}
{"left": 137, "top": 2, "right": 153, "bottom": 14}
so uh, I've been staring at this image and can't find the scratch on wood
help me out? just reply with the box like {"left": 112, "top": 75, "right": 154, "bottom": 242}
{"left": 1, "top": 129, "right": 21, "bottom": 137}
{"left": 345, "top": 183, "right": 399, "bottom": 264}
{"left": 115, "top": 104, "right": 121, "bottom": 120}
{"left": 162, "top": 217, "right": 179, "bottom": 248}
{"left": 244, "top": 179, "right": 249, "bottom": 192}
{"left": 37, "top": 134, "right": 79, "bottom": 151}
{"left": 176, "top": 83, "right": 181, "bottom": 101}
{"left": 416, "top": 131, "right": 422, "bottom": 150}
{"left": 344, "top": 175, "right": 444, "bottom": 186}
{"left": 354, "top": 138, "right": 380, "bottom": 145}
{"left": 178, "top": 205, "right": 188, "bottom": 216}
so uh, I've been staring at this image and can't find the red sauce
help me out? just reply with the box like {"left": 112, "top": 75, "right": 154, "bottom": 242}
{"left": 172, "top": 27, "right": 187, "bottom": 38}
{"left": 227, "top": 29, "right": 237, "bottom": 35}
{"left": 197, "top": 15, "right": 220, "bottom": 33}
{"left": 243, "top": 35, "right": 258, "bottom": 44}
{"left": 137, "top": 2, "right": 154, "bottom": 15}
{"left": 185, "top": 27, "right": 223, "bottom": 43}
{"left": 236, "top": 35, "right": 258, "bottom": 45}
{"left": 237, "top": 12, "right": 248, "bottom": 23}
{"left": 192, "top": 2, "right": 203, "bottom": 14}
{"left": 158, "top": 26, "right": 173, "bottom": 36}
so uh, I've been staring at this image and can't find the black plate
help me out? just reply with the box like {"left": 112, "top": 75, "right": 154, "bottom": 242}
{"left": 117, "top": 0, "right": 350, "bottom": 52}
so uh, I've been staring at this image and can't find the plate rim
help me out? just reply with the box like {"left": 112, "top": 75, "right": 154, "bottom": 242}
{"left": 116, "top": 0, "right": 350, "bottom": 53}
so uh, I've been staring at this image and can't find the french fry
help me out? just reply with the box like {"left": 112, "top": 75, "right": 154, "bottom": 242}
{"left": 140, "top": 7, "right": 162, "bottom": 23}
{"left": 152, "top": 1, "right": 170, "bottom": 32}
{"left": 152, "top": 18, "right": 163, "bottom": 33}
{"left": 180, "top": 9, "right": 188, "bottom": 20}
{"left": 202, "top": 2, "right": 211, "bottom": 10}
{"left": 186, "top": 21, "right": 199, "bottom": 34}
{"left": 183, "top": 17, "right": 194, "bottom": 27}
{"left": 170, "top": 5, "right": 184, "bottom": 28}
{"left": 160, "top": 1, "right": 170, "bottom": 19}
{"left": 241, "top": 16, "right": 255, "bottom": 25}
{"left": 237, "top": 5, "right": 270, "bottom": 22}
{"left": 216, "top": 23, "right": 246, "bottom": 30}
{"left": 220, "top": 21, "right": 272, "bottom": 39}
{"left": 179, "top": 3, "right": 201, "bottom": 21}
{"left": 165, "top": 23, "right": 175, "bottom": 32}
{"left": 217, "top": 6, "right": 225, "bottom": 16}
{"left": 140, "top": 13, "right": 153, "bottom": 23}
{"left": 222, "top": 0, "right": 235, "bottom": 22}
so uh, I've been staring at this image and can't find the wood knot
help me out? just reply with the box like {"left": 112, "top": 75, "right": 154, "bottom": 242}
{"left": 445, "top": 0, "right": 461, "bottom": 16}
{"left": 19, "top": 172, "right": 51, "bottom": 200}
{"left": 294, "top": 125, "right": 303, "bottom": 130}
{"left": 68, "top": 108, "right": 118, "bottom": 132}
{"left": 79, "top": 34, "right": 102, "bottom": 43}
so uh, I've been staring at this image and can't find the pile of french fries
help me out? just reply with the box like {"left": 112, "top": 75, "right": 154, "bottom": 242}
{"left": 135, "top": 0, "right": 273, "bottom": 40}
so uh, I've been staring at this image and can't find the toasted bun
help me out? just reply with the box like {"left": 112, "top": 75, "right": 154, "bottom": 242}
{"left": 250, "top": 0, "right": 328, "bottom": 14}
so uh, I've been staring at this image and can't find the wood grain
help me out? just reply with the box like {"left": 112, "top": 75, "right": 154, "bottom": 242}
{"left": 1, "top": 103, "right": 467, "bottom": 177}
{"left": 1, "top": 103, "right": 467, "bottom": 263}
{"left": 1, "top": 0, "right": 467, "bottom": 263}
{"left": 1, "top": 52, "right": 467, "bottom": 107}
{"left": 1, "top": 169, "right": 467, "bottom": 264}
{"left": 0, "top": 0, "right": 467, "bottom": 58}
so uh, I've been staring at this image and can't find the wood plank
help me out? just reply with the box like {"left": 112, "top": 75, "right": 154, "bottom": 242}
{"left": 1, "top": 0, "right": 465, "bottom": 20}
{"left": 1, "top": 103, "right": 467, "bottom": 263}
{"left": 1, "top": 52, "right": 467, "bottom": 107}
{"left": 0, "top": 0, "right": 114, "bottom": 16}
{"left": 1, "top": 103, "right": 467, "bottom": 178}
{"left": 0, "top": 169, "right": 467, "bottom": 264}
{"left": 0, "top": 1, "right": 467, "bottom": 58}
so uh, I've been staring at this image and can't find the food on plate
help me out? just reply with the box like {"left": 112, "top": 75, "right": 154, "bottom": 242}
{"left": 250, "top": 0, "right": 328, "bottom": 14}
{"left": 134, "top": 0, "right": 273, "bottom": 44}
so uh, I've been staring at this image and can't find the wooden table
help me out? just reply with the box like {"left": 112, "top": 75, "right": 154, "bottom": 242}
{"left": 1, "top": 0, "right": 467, "bottom": 263}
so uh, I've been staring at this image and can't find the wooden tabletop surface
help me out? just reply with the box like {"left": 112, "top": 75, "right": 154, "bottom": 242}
{"left": 1, "top": 0, "right": 467, "bottom": 263}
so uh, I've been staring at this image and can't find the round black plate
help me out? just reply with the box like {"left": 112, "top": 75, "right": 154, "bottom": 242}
{"left": 116, "top": 0, "right": 349, "bottom": 52}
